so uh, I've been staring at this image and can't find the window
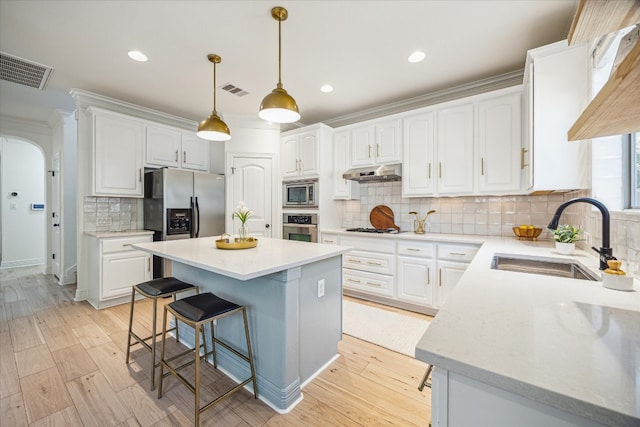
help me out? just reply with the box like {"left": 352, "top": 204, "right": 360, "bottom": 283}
{"left": 632, "top": 132, "right": 640, "bottom": 208}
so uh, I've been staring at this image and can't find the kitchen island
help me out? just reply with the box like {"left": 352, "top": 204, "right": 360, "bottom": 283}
{"left": 415, "top": 238, "right": 639, "bottom": 427}
{"left": 132, "top": 236, "right": 351, "bottom": 412}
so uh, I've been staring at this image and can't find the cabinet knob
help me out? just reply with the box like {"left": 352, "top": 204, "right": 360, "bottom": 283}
{"left": 265, "top": 224, "right": 270, "bottom": 229}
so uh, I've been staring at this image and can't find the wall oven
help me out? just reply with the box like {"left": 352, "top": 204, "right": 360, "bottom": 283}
{"left": 283, "top": 179, "right": 318, "bottom": 208}
{"left": 283, "top": 213, "right": 318, "bottom": 243}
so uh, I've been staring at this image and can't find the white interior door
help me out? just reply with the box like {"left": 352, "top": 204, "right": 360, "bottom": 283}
{"left": 229, "top": 155, "right": 274, "bottom": 238}
{"left": 51, "top": 151, "right": 62, "bottom": 279}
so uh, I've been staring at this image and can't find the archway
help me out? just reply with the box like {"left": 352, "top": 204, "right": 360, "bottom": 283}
{"left": 0, "top": 136, "right": 46, "bottom": 268}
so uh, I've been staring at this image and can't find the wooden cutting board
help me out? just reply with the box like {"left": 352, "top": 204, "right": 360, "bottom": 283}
{"left": 370, "top": 205, "right": 400, "bottom": 231}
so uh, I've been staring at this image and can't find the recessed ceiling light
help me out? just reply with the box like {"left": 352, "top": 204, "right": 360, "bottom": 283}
{"left": 128, "top": 50, "right": 148, "bottom": 62}
{"left": 408, "top": 51, "right": 425, "bottom": 63}
{"left": 320, "top": 84, "right": 334, "bottom": 93}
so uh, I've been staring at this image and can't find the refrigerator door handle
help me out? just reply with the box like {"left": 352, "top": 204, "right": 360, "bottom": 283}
{"left": 194, "top": 196, "right": 200, "bottom": 238}
{"left": 190, "top": 197, "right": 196, "bottom": 238}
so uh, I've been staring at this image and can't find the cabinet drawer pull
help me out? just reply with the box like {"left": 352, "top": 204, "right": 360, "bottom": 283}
{"left": 439, "top": 269, "right": 442, "bottom": 287}
{"left": 366, "top": 261, "right": 382, "bottom": 266}
{"left": 521, "top": 147, "right": 528, "bottom": 170}
{"left": 407, "top": 248, "right": 421, "bottom": 252}
{"left": 449, "top": 252, "right": 467, "bottom": 256}
{"left": 122, "top": 244, "right": 132, "bottom": 247}
{"left": 481, "top": 157, "right": 484, "bottom": 176}
{"left": 376, "top": 144, "right": 380, "bottom": 158}
{"left": 138, "top": 168, "right": 142, "bottom": 183}
{"left": 347, "top": 258, "right": 362, "bottom": 263}
{"left": 428, "top": 163, "right": 431, "bottom": 179}
{"left": 347, "top": 278, "right": 361, "bottom": 284}
{"left": 147, "top": 257, "right": 151, "bottom": 272}
{"left": 175, "top": 149, "right": 179, "bottom": 162}
{"left": 427, "top": 267, "right": 430, "bottom": 285}
{"left": 439, "top": 162, "right": 442, "bottom": 179}
{"left": 368, "top": 145, "right": 371, "bottom": 159}
{"left": 323, "top": 239, "right": 335, "bottom": 244}
{"left": 183, "top": 151, "right": 187, "bottom": 163}
{"left": 366, "top": 282, "right": 382, "bottom": 287}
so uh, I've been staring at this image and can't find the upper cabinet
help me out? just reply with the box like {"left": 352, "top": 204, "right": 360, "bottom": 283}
{"left": 281, "top": 129, "right": 319, "bottom": 180}
{"left": 350, "top": 118, "right": 402, "bottom": 167}
{"left": 566, "top": 0, "right": 640, "bottom": 140}
{"left": 436, "top": 103, "right": 475, "bottom": 195}
{"left": 92, "top": 108, "right": 144, "bottom": 197}
{"left": 524, "top": 41, "right": 590, "bottom": 192}
{"left": 477, "top": 91, "right": 522, "bottom": 194}
{"left": 145, "top": 124, "right": 209, "bottom": 171}
{"left": 402, "top": 86, "right": 522, "bottom": 198}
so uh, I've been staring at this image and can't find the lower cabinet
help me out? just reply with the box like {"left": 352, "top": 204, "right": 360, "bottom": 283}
{"left": 87, "top": 233, "right": 152, "bottom": 309}
{"left": 323, "top": 232, "right": 480, "bottom": 312}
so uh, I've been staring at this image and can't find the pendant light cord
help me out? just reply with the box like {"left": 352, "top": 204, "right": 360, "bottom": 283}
{"left": 213, "top": 61, "right": 217, "bottom": 113}
{"left": 277, "top": 15, "right": 282, "bottom": 89}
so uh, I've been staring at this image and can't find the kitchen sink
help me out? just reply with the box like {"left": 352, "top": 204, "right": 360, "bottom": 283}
{"left": 491, "top": 255, "right": 600, "bottom": 281}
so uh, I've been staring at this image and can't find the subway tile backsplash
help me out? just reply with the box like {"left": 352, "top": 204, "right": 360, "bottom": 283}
{"left": 83, "top": 197, "right": 138, "bottom": 232}
{"left": 341, "top": 183, "right": 640, "bottom": 277}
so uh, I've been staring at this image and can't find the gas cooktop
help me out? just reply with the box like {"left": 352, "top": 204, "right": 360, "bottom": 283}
{"left": 345, "top": 227, "right": 399, "bottom": 234}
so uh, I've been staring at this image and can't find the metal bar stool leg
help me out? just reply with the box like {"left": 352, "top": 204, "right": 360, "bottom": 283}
{"left": 242, "top": 307, "right": 258, "bottom": 398}
{"left": 125, "top": 287, "right": 136, "bottom": 363}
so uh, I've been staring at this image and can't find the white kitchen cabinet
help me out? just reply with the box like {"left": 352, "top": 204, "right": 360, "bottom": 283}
{"left": 437, "top": 103, "right": 475, "bottom": 195}
{"left": 339, "top": 235, "right": 396, "bottom": 298}
{"left": 403, "top": 111, "right": 436, "bottom": 196}
{"left": 92, "top": 108, "right": 145, "bottom": 197}
{"left": 477, "top": 90, "right": 522, "bottom": 194}
{"left": 87, "top": 233, "right": 152, "bottom": 309}
{"left": 180, "top": 133, "right": 209, "bottom": 171}
{"left": 436, "top": 243, "right": 479, "bottom": 307}
{"left": 397, "top": 241, "right": 436, "bottom": 306}
{"left": 523, "top": 40, "right": 590, "bottom": 192}
{"left": 349, "top": 119, "right": 402, "bottom": 168}
{"left": 145, "top": 124, "right": 181, "bottom": 167}
{"left": 332, "top": 130, "right": 360, "bottom": 199}
{"left": 281, "top": 129, "right": 319, "bottom": 179}
{"left": 145, "top": 124, "right": 209, "bottom": 171}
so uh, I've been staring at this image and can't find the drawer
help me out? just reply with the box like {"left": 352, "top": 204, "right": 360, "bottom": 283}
{"left": 343, "top": 269, "right": 394, "bottom": 297}
{"left": 437, "top": 243, "right": 480, "bottom": 263}
{"left": 320, "top": 234, "right": 339, "bottom": 245}
{"left": 343, "top": 250, "right": 394, "bottom": 275}
{"left": 339, "top": 235, "right": 394, "bottom": 254}
{"left": 398, "top": 240, "right": 435, "bottom": 258}
{"left": 102, "top": 235, "right": 152, "bottom": 254}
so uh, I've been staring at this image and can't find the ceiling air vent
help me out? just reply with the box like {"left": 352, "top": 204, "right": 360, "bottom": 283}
{"left": 0, "top": 52, "right": 53, "bottom": 90}
{"left": 219, "top": 82, "right": 249, "bottom": 97}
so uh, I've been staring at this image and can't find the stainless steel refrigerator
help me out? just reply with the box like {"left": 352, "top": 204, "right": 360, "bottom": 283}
{"left": 144, "top": 168, "right": 225, "bottom": 277}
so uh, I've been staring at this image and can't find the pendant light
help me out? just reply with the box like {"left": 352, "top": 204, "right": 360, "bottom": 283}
{"left": 197, "top": 54, "right": 231, "bottom": 141}
{"left": 258, "top": 6, "right": 300, "bottom": 124}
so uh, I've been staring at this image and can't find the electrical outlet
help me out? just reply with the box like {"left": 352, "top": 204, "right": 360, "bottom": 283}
{"left": 317, "top": 279, "right": 325, "bottom": 298}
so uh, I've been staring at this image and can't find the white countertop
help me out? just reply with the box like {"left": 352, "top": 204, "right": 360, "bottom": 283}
{"left": 132, "top": 236, "right": 351, "bottom": 281}
{"left": 84, "top": 230, "right": 154, "bottom": 238}
{"left": 415, "top": 237, "right": 639, "bottom": 426}
{"left": 321, "top": 228, "right": 486, "bottom": 244}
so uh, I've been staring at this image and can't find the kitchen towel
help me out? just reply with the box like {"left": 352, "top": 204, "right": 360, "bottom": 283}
{"left": 342, "top": 299, "right": 430, "bottom": 357}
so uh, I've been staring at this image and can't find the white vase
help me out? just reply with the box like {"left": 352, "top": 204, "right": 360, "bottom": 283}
{"left": 555, "top": 242, "right": 575, "bottom": 255}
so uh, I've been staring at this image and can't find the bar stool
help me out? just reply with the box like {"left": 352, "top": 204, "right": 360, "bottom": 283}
{"left": 157, "top": 292, "right": 257, "bottom": 426}
{"left": 126, "top": 277, "right": 198, "bottom": 390}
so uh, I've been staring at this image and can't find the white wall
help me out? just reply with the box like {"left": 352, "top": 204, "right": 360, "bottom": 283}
{"left": 0, "top": 137, "right": 46, "bottom": 267}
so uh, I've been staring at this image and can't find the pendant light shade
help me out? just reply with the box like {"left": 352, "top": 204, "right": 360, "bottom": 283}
{"left": 259, "top": 6, "right": 300, "bottom": 124}
{"left": 197, "top": 54, "right": 231, "bottom": 141}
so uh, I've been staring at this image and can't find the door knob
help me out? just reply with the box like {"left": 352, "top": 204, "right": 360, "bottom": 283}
{"left": 53, "top": 224, "right": 60, "bottom": 227}
{"left": 265, "top": 224, "right": 270, "bottom": 229}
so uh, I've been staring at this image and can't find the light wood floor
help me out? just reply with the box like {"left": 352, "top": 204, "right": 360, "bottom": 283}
{"left": 0, "top": 266, "right": 432, "bottom": 426}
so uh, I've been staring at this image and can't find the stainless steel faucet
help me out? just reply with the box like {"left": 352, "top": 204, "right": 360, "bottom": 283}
{"left": 547, "top": 197, "right": 615, "bottom": 270}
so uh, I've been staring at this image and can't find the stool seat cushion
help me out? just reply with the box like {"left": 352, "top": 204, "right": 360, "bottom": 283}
{"left": 135, "top": 277, "right": 195, "bottom": 297}
{"left": 169, "top": 292, "right": 241, "bottom": 322}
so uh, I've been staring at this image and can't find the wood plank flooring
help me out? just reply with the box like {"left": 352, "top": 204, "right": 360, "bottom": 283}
{"left": 0, "top": 266, "right": 432, "bottom": 426}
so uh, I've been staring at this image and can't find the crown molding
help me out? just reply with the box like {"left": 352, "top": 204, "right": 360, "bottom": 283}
{"left": 322, "top": 69, "right": 524, "bottom": 128}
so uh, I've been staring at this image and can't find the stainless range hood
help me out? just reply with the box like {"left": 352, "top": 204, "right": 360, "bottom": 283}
{"left": 342, "top": 164, "right": 402, "bottom": 182}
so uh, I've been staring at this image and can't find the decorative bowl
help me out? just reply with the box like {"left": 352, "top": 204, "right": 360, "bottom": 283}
{"left": 512, "top": 226, "right": 542, "bottom": 241}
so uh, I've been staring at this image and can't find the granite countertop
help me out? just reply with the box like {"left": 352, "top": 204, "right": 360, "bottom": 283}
{"left": 414, "top": 238, "right": 639, "bottom": 426}
{"left": 84, "top": 230, "right": 154, "bottom": 238}
{"left": 132, "top": 236, "right": 351, "bottom": 281}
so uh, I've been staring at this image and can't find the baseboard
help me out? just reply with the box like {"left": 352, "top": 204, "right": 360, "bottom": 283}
{"left": 0, "top": 258, "right": 45, "bottom": 269}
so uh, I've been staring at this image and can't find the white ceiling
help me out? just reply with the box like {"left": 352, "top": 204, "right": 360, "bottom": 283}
{"left": 0, "top": 0, "right": 578, "bottom": 128}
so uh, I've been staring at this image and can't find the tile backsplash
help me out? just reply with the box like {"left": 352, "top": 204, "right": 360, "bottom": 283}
{"left": 341, "top": 183, "right": 640, "bottom": 277}
{"left": 83, "top": 197, "right": 139, "bottom": 232}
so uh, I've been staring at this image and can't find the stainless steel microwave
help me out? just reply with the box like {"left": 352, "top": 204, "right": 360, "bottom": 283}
{"left": 283, "top": 180, "right": 318, "bottom": 208}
